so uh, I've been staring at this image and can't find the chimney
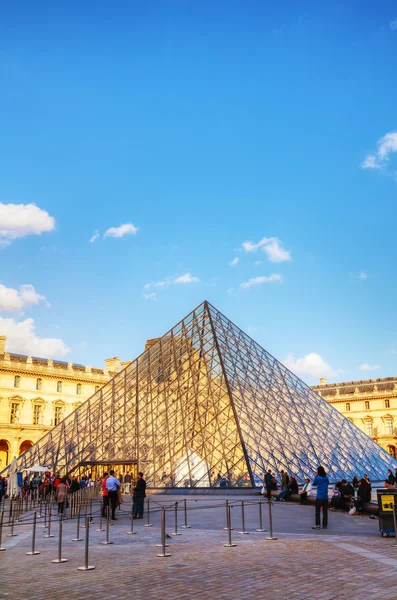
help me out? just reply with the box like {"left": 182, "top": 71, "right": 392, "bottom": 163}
{"left": 104, "top": 357, "right": 120, "bottom": 373}
{"left": 120, "top": 360, "right": 133, "bottom": 370}
{"left": 319, "top": 378, "right": 327, "bottom": 386}
{"left": 0, "top": 336, "right": 6, "bottom": 355}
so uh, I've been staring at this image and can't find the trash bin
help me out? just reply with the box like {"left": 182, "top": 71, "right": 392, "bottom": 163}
{"left": 377, "top": 489, "right": 397, "bottom": 537}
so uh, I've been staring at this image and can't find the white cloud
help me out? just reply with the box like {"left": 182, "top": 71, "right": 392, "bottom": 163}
{"left": 283, "top": 353, "right": 337, "bottom": 379}
{"left": 104, "top": 223, "right": 138, "bottom": 238}
{"left": 362, "top": 132, "right": 397, "bottom": 170}
{"left": 240, "top": 274, "right": 283, "bottom": 289}
{"left": 391, "top": 19, "right": 397, "bottom": 30}
{"left": 359, "top": 363, "right": 380, "bottom": 371}
{"left": 0, "top": 284, "right": 48, "bottom": 313}
{"left": 358, "top": 272, "right": 368, "bottom": 280}
{"left": 0, "top": 203, "right": 55, "bottom": 247}
{"left": 229, "top": 257, "right": 239, "bottom": 267}
{"left": 143, "top": 293, "right": 157, "bottom": 301}
{"left": 255, "top": 260, "right": 263, "bottom": 266}
{"left": 242, "top": 237, "right": 291, "bottom": 262}
{"left": 0, "top": 316, "right": 70, "bottom": 357}
{"left": 144, "top": 272, "right": 200, "bottom": 290}
{"left": 89, "top": 231, "right": 100, "bottom": 243}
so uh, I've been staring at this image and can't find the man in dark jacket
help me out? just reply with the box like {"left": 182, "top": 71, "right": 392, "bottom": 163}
{"left": 133, "top": 472, "right": 146, "bottom": 518}
{"left": 337, "top": 480, "right": 354, "bottom": 511}
{"left": 263, "top": 469, "right": 273, "bottom": 500}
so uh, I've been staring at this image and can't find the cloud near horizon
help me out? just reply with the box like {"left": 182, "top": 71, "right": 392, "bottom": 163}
{"left": 0, "top": 316, "right": 70, "bottom": 357}
{"left": 144, "top": 272, "right": 200, "bottom": 290}
{"left": 240, "top": 274, "right": 283, "bottom": 289}
{"left": 0, "top": 283, "right": 49, "bottom": 313}
{"left": 362, "top": 131, "right": 397, "bottom": 171}
{"left": 242, "top": 236, "right": 291, "bottom": 262}
{"left": 359, "top": 363, "right": 380, "bottom": 371}
{"left": 104, "top": 223, "right": 138, "bottom": 238}
{"left": 283, "top": 353, "right": 337, "bottom": 379}
{"left": 0, "top": 203, "right": 55, "bottom": 247}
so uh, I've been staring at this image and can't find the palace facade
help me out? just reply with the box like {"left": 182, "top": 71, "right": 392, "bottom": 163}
{"left": 0, "top": 335, "right": 125, "bottom": 470}
{"left": 312, "top": 376, "right": 397, "bottom": 458}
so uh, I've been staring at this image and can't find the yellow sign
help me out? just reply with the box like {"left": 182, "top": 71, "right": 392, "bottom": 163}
{"left": 381, "top": 495, "right": 395, "bottom": 511}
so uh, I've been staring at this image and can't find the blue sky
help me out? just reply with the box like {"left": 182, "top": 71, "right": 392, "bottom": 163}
{"left": 0, "top": 1, "right": 396, "bottom": 384}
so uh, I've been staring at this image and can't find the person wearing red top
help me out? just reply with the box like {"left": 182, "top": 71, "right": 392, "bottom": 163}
{"left": 101, "top": 472, "right": 109, "bottom": 517}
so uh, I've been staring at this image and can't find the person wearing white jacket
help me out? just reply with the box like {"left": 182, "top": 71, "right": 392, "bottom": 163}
{"left": 300, "top": 478, "right": 312, "bottom": 505}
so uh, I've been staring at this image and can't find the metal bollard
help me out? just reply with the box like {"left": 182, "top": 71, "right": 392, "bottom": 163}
{"left": 26, "top": 511, "right": 40, "bottom": 555}
{"left": 223, "top": 499, "right": 233, "bottom": 530}
{"left": 156, "top": 508, "right": 171, "bottom": 557}
{"left": 101, "top": 507, "right": 113, "bottom": 545}
{"left": 265, "top": 500, "right": 278, "bottom": 541}
{"left": 181, "top": 498, "right": 191, "bottom": 529}
{"left": 38, "top": 498, "right": 43, "bottom": 518}
{"left": 256, "top": 499, "right": 267, "bottom": 532}
{"left": 238, "top": 500, "right": 249, "bottom": 534}
{"left": 44, "top": 504, "right": 54, "bottom": 538}
{"left": 0, "top": 511, "right": 6, "bottom": 551}
{"left": 144, "top": 498, "right": 153, "bottom": 527}
{"left": 8, "top": 498, "right": 13, "bottom": 524}
{"left": 391, "top": 503, "right": 397, "bottom": 548}
{"left": 170, "top": 502, "right": 181, "bottom": 536}
{"left": 7, "top": 515, "right": 17, "bottom": 537}
{"left": 42, "top": 501, "right": 48, "bottom": 528}
{"left": 89, "top": 499, "right": 94, "bottom": 523}
{"left": 77, "top": 516, "right": 95, "bottom": 571}
{"left": 96, "top": 502, "right": 105, "bottom": 532}
{"left": 81, "top": 502, "right": 88, "bottom": 528}
{"left": 126, "top": 502, "right": 136, "bottom": 535}
{"left": 72, "top": 505, "right": 83, "bottom": 541}
{"left": 224, "top": 504, "right": 236, "bottom": 547}
{"left": 51, "top": 516, "right": 68, "bottom": 563}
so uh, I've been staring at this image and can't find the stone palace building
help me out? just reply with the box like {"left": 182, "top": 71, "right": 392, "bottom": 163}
{"left": 0, "top": 335, "right": 127, "bottom": 470}
{"left": 312, "top": 376, "right": 397, "bottom": 458}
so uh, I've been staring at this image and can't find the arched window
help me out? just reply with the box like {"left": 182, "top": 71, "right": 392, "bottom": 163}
{"left": 76, "top": 383, "right": 82, "bottom": 395}
{"left": 0, "top": 439, "right": 10, "bottom": 467}
{"left": 385, "top": 417, "right": 393, "bottom": 436}
{"left": 14, "top": 375, "right": 20, "bottom": 388}
{"left": 388, "top": 446, "right": 396, "bottom": 459}
{"left": 36, "top": 378, "right": 42, "bottom": 391}
{"left": 346, "top": 403, "right": 350, "bottom": 411}
{"left": 19, "top": 440, "right": 33, "bottom": 455}
{"left": 385, "top": 399, "right": 390, "bottom": 409}
{"left": 57, "top": 381, "right": 62, "bottom": 393}
{"left": 365, "top": 401, "right": 370, "bottom": 410}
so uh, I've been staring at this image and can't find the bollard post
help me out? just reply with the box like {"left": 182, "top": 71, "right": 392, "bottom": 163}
{"left": 256, "top": 499, "right": 267, "bottom": 532}
{"left": 44, "top": 504, "right": 54, "bottom": 538}
{"left": 181, "top": 498, "right": 191, "bottom": 529}
{"left": 223, "top": 499, "right": 233, "bottom": 530}
{"left": 224, "top": 504, "right": 236, "bottom": 547}
{"left": 156, "top": 507, "right": 171, "bottom": 557}
{"left": 170, "top": 502, "right": 181, "bottom": 536}
{"left": 101, "top": 507, "right": 113, "bottom": 545}
{"left": 238, "top": 500, "right": 249, "bottom": 534}
{"left": 81, "top": 501, "right": 88, "bottom": 528}
{"left": 38, "top": 497, "right": 43, "bottom": 518}
{"left": 42, "top": 501, "right": 48, "bottom": 528}
{"left": 26, "top": 511, "right": 40, "bottom": 555}
{"left": 265, "top": 500, "right": 278, "bottom": 541}
{"left": 89, "top": 499, "right": 93, "bottom": 523}
{"left": 391, "top": 503, "right": 397, "bottom": 548}
{"left": 77, "top": 516, "right": 96, "bottom": 571}
{"left": 72, "top": 505, "right": 83, "bottom": 541}
{"left": 126, "top": 502, "right": 136, "bottom": 535}
{"left": 6, "top": 515, "right": 17, "bottom": 537}
{"left": 0, "top": 511, "right": 6, "bottom": 551}
{"left": 8, "top": 498, "right": 13, "bottom": 524}
{"left": 144, "top": 498, "right": 153, "bottom": 527}
{"left": 96, "top": 502, "right": 105, "bottom": 532}
{"left": 51, "top": 516, "right": 68, "bottom": 563}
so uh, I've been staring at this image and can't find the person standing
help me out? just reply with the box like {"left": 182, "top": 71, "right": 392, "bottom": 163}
{"left": 312, "top": 466, "right": 329, "bottom": 530}
{"left": 105, "top": 470, "right": 120, "bottom": 520}
{"left": 124, "top": 472, "right": 132, "bottom": 494}
{"left": 133, "top": 472, "right": 146, "bottom": 518}
{"left": 263, "top": 469, "right": 273, "bottom": 500}
{"left": 101, "top": 472, "right": 109, "bottom": 518}
{"left": 56, "top": 477, "right": 68, "bottom": 516}
{"left": 280, "top": 470, "right": 289, "bottom": 490}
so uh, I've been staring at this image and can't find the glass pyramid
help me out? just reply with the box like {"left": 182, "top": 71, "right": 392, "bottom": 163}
{"left": 6, "top": 301, "right": 395, "bottom": 485}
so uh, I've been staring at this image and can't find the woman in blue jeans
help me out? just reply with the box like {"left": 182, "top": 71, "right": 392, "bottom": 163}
{"left": 312, "top": 466, "right": 329, "bottom": 530}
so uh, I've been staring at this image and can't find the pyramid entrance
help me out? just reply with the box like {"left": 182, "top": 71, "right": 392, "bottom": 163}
{"left": 5, "top": 301, "right": 395, "bottom": 485}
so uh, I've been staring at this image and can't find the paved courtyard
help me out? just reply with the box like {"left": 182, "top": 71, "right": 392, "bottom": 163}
{"left": 1, "top": 494, "right": 397, "bottom": 600}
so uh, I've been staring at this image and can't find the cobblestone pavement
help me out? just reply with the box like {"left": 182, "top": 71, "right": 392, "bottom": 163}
{"left": 1, "top": 495, "right": 397, "bottom": 600}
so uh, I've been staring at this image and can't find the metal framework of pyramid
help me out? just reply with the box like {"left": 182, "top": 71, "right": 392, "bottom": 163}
{"left": 6, "top": 301, "right": 396, "bottom": 485}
